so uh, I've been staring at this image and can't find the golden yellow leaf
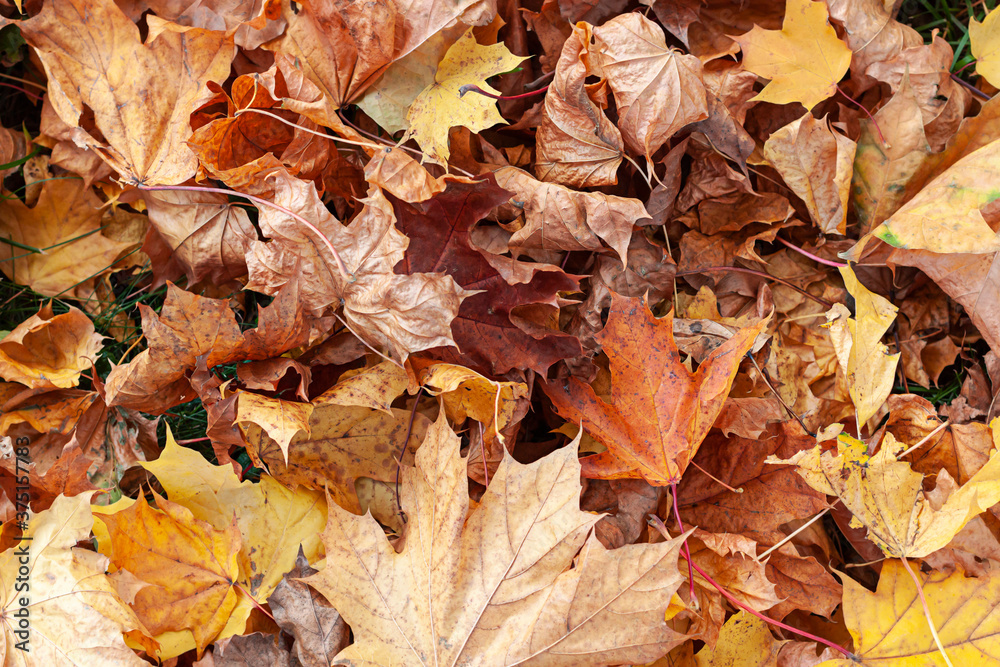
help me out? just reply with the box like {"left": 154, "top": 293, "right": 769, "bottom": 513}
{"left": 971, "top": 6, "right": 1000, "bottom": 89}
{"left": 869, "top": 137, "right": 1000, "bottom": 254}
{"left": 404, "top": 27, "right": 527, "bottom": 165}
{"left": 95, "top": 493, "right": 242, "bottom": 656}
{"left": 235, "top": 392, "right": 314, "bottom": 465}
{"left": 0, "top": 494, "right": 149, "bottom": 666}
{"left": 770, "top": 431, "right": 1000, "bottom": 558}
{"left": 0, "top": 178, "right": 133, "bottom": 297}
{"left": 733, "top": 0, "right": 852, "bottom": 110}
{"left": 694, "top": 611, "right": 785, "bottom": 667}
{"left": 307, "top": 415, "right": 690, "bottom": 665}
{"left": 817, "top": 561, "right": 1000, "bottom": 666}
{"left": 0, "top": 304, "right": 103, "bottom": 389}
{"left": 141, "top": 432, "right": 327, "bottom": 602}
{"left": 825, "top": 265, "right": 900, "bottom": 427}
{"left": 314, "top": 361, "right": 411, "bottom": 413}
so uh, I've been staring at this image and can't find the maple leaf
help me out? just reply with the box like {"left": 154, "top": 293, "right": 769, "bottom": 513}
{"left": 866, "top": 136, "right": 1000, "bottom": 254}
{"left": 7, "top": 0, "right": 235, "bottom": 185}
{"left": 0, "top": 494, "right": 150, "bottom": 666}
{"left": 0, "top": 178, "right": 134, "bottom": 297}
{"left": 591, "top": 13, "right": 709, "bottom": 157}
{"left": 105, "top": 280, "right": 321, "bottom": 413}
{"left": 693, "top": 611, "right": 786, "bottom": 666}
{"left": 852, "top": 75, "right": 933, "bottom": 235}
{"left": 819, "top": 561, "right": 1000, "bottom": 666}
{"left": 544, "top": 292, "right": 766, "bottom": 485}
{"left": 0, "top": 304, "right": 103, "bottom": 390}
{"left": 825, "top": 265, "right": 900, "bottom": 427}
{"left": 763, "top": 113, "right": 856, "bottom": 235}
{"left": 355, "top": 25, "right": 465, "bottom": 134}
{"left": 771, "top": 431, "right": 1000, "bottom": 558}
{"left": 535, "top": 23, "right": 625, "bottom": 187}
{"left": 494, "top": 166, "right": 647, "bottom": 264}
{"left": 244, "top": 169, "right": 470, "bottom": 362}
{"left": 971, "top": 6, "right": 1000, "bottom": 89}
{"left": 235, "top": 392, "right": 314, "bottom": 464}
{"left": 404, "top": 27, "right": 526, "bottom": 165}
{"left": 305, "top": 415, "right": 690, "bottom": 665}
{"left": 268, "top": 549, "right": 349, "bottom": 666}
{"left": 96, "top": 492, "right": 242, "bottom": 655}
{"left": 733, "top": 0, "right": 852, "bottom": 110}
{"left": 390, "top": 176, "right": 583, "bottom": 376}
{"left": 263, "top": 0, "right": 400, "bottom": 109}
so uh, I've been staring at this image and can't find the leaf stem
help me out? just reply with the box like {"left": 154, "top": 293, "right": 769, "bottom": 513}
{"left": 648, "top": 514, "right": 856, "bottom": 659}
{"left": 459, "top": 84, "right": 550, "bottom": 100}
{"left": 777, "top": 237, "right": 846, "bottom": 268}
{"left": 836, "top": 83, "right": 886, "bottom": 145}
{"left": 395, "top": 387, "right": 424, "bottom": 518}
{"left": 900, "top": 556, "right": 954, "bottom": 667}
{"left": 670, "top": 483, "right": 696, "bottom": 602}
{"left": 138, "top": 184, "right": 352, "bottom": 283}
{"left": 674, "top": 266, "right": 834, "bottom": 308}
{"left": 950, "top": 72, "right": 992, "bottom": 100}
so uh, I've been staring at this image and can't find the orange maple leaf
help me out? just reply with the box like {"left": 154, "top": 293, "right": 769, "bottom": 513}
{"left": 544, "top": 292, "right": 767, "bottom": 485}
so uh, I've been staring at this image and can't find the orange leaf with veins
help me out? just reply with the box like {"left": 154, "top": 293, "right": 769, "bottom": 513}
{"left": 544, "top": 292, "right": 766, "bottom": 485}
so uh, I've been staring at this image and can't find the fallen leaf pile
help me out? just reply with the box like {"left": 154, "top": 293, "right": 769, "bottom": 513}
{"left": 7, "top": 0, "right": 1000, "bottom": 664}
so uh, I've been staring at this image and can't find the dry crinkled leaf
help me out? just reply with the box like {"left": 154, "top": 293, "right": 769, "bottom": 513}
{"left": 404, "top": 27, "right": 526, "bottom": 165}
{"left": 535, "top": 23, "right": 624, "bottom": 188}
{"left": 245, "top": 171, "right": 470, "bottom": 362}
{"left": 826, "top": 265, "right": 900, "bottom": 427}
{"left": 268, "top": 549, "right": 349, "bottom": 667}
{"left": 826, "top": 0, "right": 922, "bottom": 87}
{"left": 591, "top": 13, "right": 708, "bottom": 157}
{"left": 763, "top": 113, "right": 856, "bottom": 235}
{"left": 733, "top": 0, "right": 851, "bottom": 110}
{"left": 263, "top": 0, "right": 399, "bottom": 110}
{"left": 869, "top": 137, "right": 1000, "bottom": 254}
{"left": 493, "top": 165, "right": 647, "bottom": 263}
{"left": 105, "top": 279, "right": 321, "bottom": 413}
{"left": 96, "top": 492, "right": 242, "bottom": 655}
{"left": 0, "top": 178, "right": 134, "bottom": 297}
{"left": 694, "top": 611, "right": 785, "bottom": 667}
{"left": 817, "top": 560, "right": 1000, "bottom": 666}
{"left": 0, "top": 304, "right": 103, "bottom": 389}
{"left": 771, "top": 430, "right": 1000, "bottom": 558}
{"left": 544, "top": 292, "right": 766, "bottom": 484}
{"left": 307, "top": 415, "right": 690, "bottom": 665}
{"left": 971, "top": 6, "right": 1000, "bottom": 89}
{"left": 0, "top": 493, "right": 150, "bottom": 666}
{"left": 141, "top": 188, "right": 255, "bottom": 288}
{"left": 10, "top": 0, "right": 235, "bottom": 185}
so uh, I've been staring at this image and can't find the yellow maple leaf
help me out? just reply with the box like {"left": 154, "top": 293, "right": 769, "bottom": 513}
{"left": 769, "top": 430, "right": 1000, "bottom": 559}
{"left": 733, "top": 0, "right": 852, "bottom": 110}
{"left": 694, "top": 611, "right": 786, "bottom": 666}
{"left": 1, "top": 494, "right": 150, "bottom": 665}
{"left": 825, "top": 265, "right": 900, "bottom": 428}
{"left": 404, "top": 27, "right": 527, "bottom": 165}
{"left": 818, "top": 561, "right": 1000, "bottom": 666}
{"left": 971, "top": 6, "right": 1000, "bottom": 89}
